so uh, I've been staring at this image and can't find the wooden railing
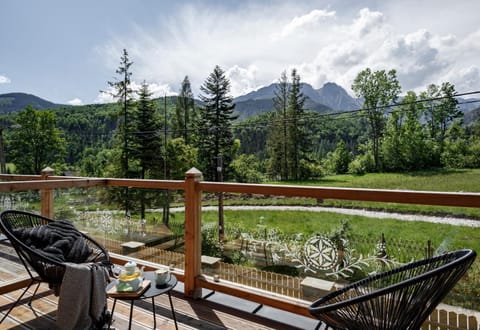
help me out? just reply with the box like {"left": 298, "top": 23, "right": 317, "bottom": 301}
{"left": 1, "top": 167, "right": 479, "bottom": 322}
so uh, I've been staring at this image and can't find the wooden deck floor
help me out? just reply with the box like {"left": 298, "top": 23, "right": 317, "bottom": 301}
{"left": 0, "top": 241, "right": 322, "bottom": 330}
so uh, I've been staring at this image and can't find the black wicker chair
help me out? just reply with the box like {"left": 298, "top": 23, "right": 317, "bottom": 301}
{"left": 309, "top": 249, "right": 476, "bottom": 330}
{"left": 0, "top": 210, "right": 111, "bottom": 323}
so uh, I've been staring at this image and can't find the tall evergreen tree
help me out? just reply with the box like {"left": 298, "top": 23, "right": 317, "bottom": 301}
{"left": 352, "top": 68, "right": 401, "bottom": 171}
{"left": 133, "top": 82, "right": 162, "bottom": 179}
{"left": 267, "top": 71, "right": 290, "bottom": 180}
{"left": 172, "top": 76, "right": 197, "bottom": 144}
{"left": 286, "top": 69, "right": 306, "bottom": 180}
{"left": 132, "top": 82, "right": 163, "bottom": 219}
{"left": 197, "top": 65, "right": 237, "bottom": 181}
{"left": 107, "top": 49, "right": 136, "bottom": 180}
{"left": 105, "top": 48, "right": 136, "bottom": 214}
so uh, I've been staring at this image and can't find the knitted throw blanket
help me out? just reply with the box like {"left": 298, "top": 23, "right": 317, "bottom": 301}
{"left": 13, "top": 220, "right": 93, "bottom": 263}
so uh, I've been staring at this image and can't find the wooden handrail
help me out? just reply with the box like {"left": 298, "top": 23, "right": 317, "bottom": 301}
{"left": 200, "top": 182, "right": 480, "bottom": 208}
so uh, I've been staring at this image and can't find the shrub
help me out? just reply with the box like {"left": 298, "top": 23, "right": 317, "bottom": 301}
{"left": 348, "top": 152, "right": 375, "bottom": 174}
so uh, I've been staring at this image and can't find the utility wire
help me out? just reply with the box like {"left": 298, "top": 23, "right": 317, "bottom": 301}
{"left": 41, "top": 90, "right": 480, "bottom": 138}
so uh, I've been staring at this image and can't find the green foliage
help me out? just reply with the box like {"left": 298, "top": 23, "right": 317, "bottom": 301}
{"left": 234, "top": 112, "right": 271, "bottom": 160}
{"left": 352, "top": 68, "right": 401, "bottom": 170}
{"left": 53, "top": 104, "right": 116, "bottom": 167}
{"left": 421, "top": 82, "right": 462, "bottom": 165}
{"left": 230, "top": 153, "right": 264, "bottom": 183}
{"left": 201, "top": 223, "right": 223, "bottom": 258}
{"left": 8, "top": 106, "right": 66, "bottom": 174}
{"left": 441, "top": 122, "right": 469, "bottom": 168}
{"left": 348, "top": 144, "right": 375, "bottom": 174}
{"left": 323, "top": 140, "right": 351, "bottom": 174}
{"left": 79, "top": 147, "right": 113, "bottom": 177}
{"left": 166, "top": 137, "right": 198, "bottom": 179}
{"left": 298, "top": 159, "right": 324, "bottom": 179}
{"left": 381, "top": 91, "right": 431, "bottom": 171}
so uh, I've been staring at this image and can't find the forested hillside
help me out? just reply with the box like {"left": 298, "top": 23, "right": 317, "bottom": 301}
{"left": 0, "top": 92, "right": 65, "bottom": 113}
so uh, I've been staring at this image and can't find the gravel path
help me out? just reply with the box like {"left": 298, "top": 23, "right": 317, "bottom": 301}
{"left": 174, "top": 205, "right": 480, "bottom": 228}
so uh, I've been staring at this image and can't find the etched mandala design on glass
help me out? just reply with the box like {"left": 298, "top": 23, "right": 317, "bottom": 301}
{"left": 304, "top": 235, "right": 338, "bottom": 270}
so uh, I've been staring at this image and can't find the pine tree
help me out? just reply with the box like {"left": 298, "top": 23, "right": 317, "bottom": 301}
{"left": 172, "top": 76, "right": 197, "bottom": 145}
{"left": 133, "top": 82, "right": 162, "bottom": 178}
{"left": 286, "top": 69, "right": 306, "bottom": 180}
{"left": 132, "top": 82, "right": 163, "bottom": 219}
{"left": 107, "top": 49, "right": 136, "bottom": 179}
{"left": 105, "top": 48, "right": 136, "bottom": 214}
{"left": 267, "top": 71, "right": 290, "bottom": 180}
{"left": 197, "top": 65, "right": 237, "bottom": 181}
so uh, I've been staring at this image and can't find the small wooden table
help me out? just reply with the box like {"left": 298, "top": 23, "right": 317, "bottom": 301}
{"left": 106, "top": 271, "right": 178, "bottom": 330}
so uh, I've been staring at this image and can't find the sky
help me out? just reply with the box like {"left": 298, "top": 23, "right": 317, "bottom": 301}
{"left": 1, "top": 0, "right": 480, "bottom": 105}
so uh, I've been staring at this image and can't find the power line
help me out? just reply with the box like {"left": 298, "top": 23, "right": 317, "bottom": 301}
{"left": 21, "top": 89, "right": 479, "bottom": 139}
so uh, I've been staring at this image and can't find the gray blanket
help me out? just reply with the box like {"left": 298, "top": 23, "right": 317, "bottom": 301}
{"left": 13, "top": 220, "right": 92, "bottom": 263}
{"left": 57, "top": 262, "right": 110, "bottom": 330}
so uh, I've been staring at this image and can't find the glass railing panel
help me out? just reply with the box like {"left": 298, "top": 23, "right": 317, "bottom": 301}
{"left": 52, "top": 186, "right": 185, "bottom": 271}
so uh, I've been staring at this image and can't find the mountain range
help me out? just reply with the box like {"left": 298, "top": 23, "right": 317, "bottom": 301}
{"left": 1, "top": 83, "right": 479, "bottom": 122}
{"left": 0, "top": 82, "right": 359, "bottom": 118}
{"left": 233, "top": 82, "right": 361, "bottom": 119}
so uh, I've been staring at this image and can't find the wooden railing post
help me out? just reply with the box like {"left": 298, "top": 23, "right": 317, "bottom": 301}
{"left": 41, "top": 167, "right": 54, "bottom": 218}
{"left": 184, "top": 167, "right": 203, "bottom": 298}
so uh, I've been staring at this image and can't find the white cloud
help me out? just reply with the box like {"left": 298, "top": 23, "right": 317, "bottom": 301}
{"left": 444, "top": 66, "right": 480, "bottom": 95}
{"left": 94, "top": 81, "right": 176, "bottom": 104}
{"left": 379, "top": 29, "right": 447, "bottom": 88}
{"left": 96, "top": 3, "right": 480, "bottom": 100}
{"left": 0, "top": 75, "right": 11, "bottom": 84}
{"left": 94, "top": 88, "right": 115, "bottom": 104}
{"left": 351, "top": 8, "right": 385, "bottom": 37}
{"left": 67, "top": 98, "right": 83, "bottom": 106}
{"left": 131, "top": 81, "right": 176, "bottom": 98}
{"left": 225, "top": 65, "right": 259, "bottom": 96}
{"left": 280, "top": 9, "right": 335, "bottom": 37}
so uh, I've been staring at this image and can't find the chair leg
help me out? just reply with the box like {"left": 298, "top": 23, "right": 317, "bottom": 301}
{"left": 27, "top": 281, "right": 42, "bottom": 307}
{"left": 0, "top": 279, "right": 35, "bottom": 323}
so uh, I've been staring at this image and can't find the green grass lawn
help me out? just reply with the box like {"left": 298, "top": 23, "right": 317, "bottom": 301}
{"left": 199, "top": 210, "right": 480, "bottom": 253}
{"left": 289, "top": 168, "right": 480, "bottom": 192}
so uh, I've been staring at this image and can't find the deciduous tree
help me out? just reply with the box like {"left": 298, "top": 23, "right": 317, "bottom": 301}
{"left": 421, "top": 82, "right": 461, "bottom": 160}
{"left": 9, "top": 106, "right": 66, "bottom": 174}
{"left": 352, "top": 68, "right": 401, "bottom": 171}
